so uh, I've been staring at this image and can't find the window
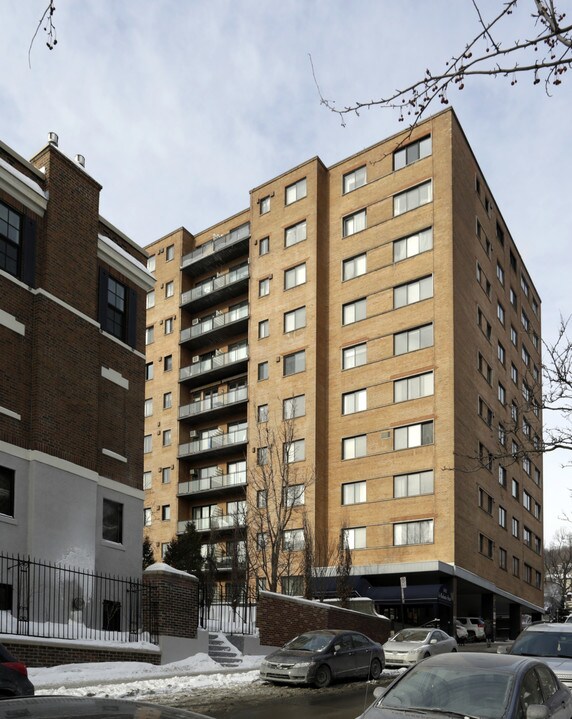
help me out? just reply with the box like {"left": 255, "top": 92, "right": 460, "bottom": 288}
{"left": 512, "top": 556, "right": 520, "bottom": 577}
{"left": 285, "top": 220, "right": 307, "bottom": 247}
{"left": 510, "top": 363, "right": 518, "bottom": 385}
{"left": 145, "top": 326, "right": 154, "bottom": 345}
{"left": 394, "top": 275, "right": 433, "bottom": 308}
{"left": 478, "top": 353, "right": 493, "bottom": 384}
{"left": 259, "top": 278, "right": 270, "bottom": 297}
{"left": 521, "top": 309, "right": 530, "bottom": 332}
{"left": 162, "top": 429, "right": 171, "bottom": 447}
{"left": 260, "top": 196, "right": 270, "bottom": 214}
{"left": 479, "top": 442, "right": 493, "bottom": 470}
{"left": 284, "top": 484, "right": 305, "bottom": 507}
{"left": 284, "top": 262, "right": 306, "bottom": 289}
{"left": 283, "top": 529, "right": 304, "bottom": 551}
{"left": 498, "top": 423, "right": 506, "bottom": 446}
{"left": 521, "top": 345, "right": 530, "bottom": 366}
{"left": 394, "top": 421, "right": 434, "bottom": 450}
{"left": 478, "top": 397, "right": 493, "bottom": 427}
{"left": 394, "top": 470, "right": 434, "bottom": 498}
{"left": 342, "top": 253, "right": 367, "bottom": 281}
{"left": 258, "top": 319, "right": 269, "bottom": 339}
{"left": 102, "top": 499, "right": 123, "bottom": 543}
{"left": 145, "top": 362, "right": 154, "bottom": 381}
{"left": 165, "top": 281, "right": 174, "bottom": 298}
{"left": 166, "top": 244, "right": 175, "bottom": 261}
{"left": 510, "top": 287, "right": 517, "bottom": 308}
{"left": 393, "top": 227, "right": 433, "bottom": 262}
{"left": 479, "top": 533, "right": 493, "bottom": 558}
{"left": 342, "top": 435, "right": 367, "bottom": 459}
{"left": 342, "top": 342, "right": 367, "bottom": 369}
{"left": 144, "top": 508, "right": 152, "bottom": 527}
{"left": 343, "top": 526, "right": 366, "bottom": 549}
{"left": 343, "top": 166, "right": 367, "bottom": 193}
{"left": 0, "top": 466, "right": 15, "bottom": 517}
{"left": 147, "top": 255, "right": 156, "bottom": 272}
{"left": 164, "top": 355, "right": 173, "bottom": 372}
{"left": 342, "top": 298, "right": 366, "bottom": 324}
{"left": 499, "top": 506, "right": 507, "bottom": 528}
{"left": 342, "top": 388, "right": 367, "bottom": 414}
{"left": 477, "top": 308, "right": 492, "bottom": 340}
{"left": 144, "top": 435, "right": 152, "bottom": 453}
{"left": 258, "top": 361, "right": 268, "bottom": 381}
{"left": 161, "top": 505, "right": 170, "bottom": 521}
{"left": 285, "top": 178, "right": 307, "bottom": 205}
{"left": 498, "top": 465, "right": 507, "bottom": 487}
{"left": 162, "top": 467, "right": 171, "bottom": 484}
{"left": 342, "top": 481, "right": 366, "bottom": 505}
{"left": 284, "top": 306, "right": 306, "bottom": 332}
{"left": 523, "top": 456, "right": 531, "bottom": 476}
{"left": 99, "top": 271, "right": 135, "bottom": 346}
{"left": 520, "top": 274, "right": 530, "bottom": 297}
{"left": 0, "top": 200, "right": 24, "bottom": 279}
{"left": 394, "top": 180, "right": 432, "bottom": 216}
{"left": 283, "top": 350, "right": 306, "bottom": 376}
{"left": 257, "top": 404, "right": 269, "bottom": 423}
{"left": 144, "top": 398, "right": 153, "bottom": 417}
{"left": 394, "top": 371, "right": 434, "bottom": 403}
{"left": 259, "top": 236, "right": 269, "bottom": 255}
{"left": 497, "top": 342, "right": 505, "bottom": 366}
{"left": 342, "top": 209, "right": 367, "bottom": 237}
{"left": 523, "top": 526, "right": 532, "bottom": 547}
{"left": 394, "top": 136, "right": 432, "bottom": 170}
{"left": 497, "top": 302, "right": 505, "bottom": 325}
{"left": 283, "top": 395, "right": 306, "bottom": 419}
{"left": 498, "top": 382, "right": 506, "bottom": 405}
{"left": 146, "top": 291, "right": 155, "bottom": 309}
{"left": 143, "top": 471, "right": 152, "bottom": 490}
{"left": 394, "top": 520, "right": 433, "bottom": 546}
{"left": 394, "top": 323, "right": 433, "bottom": 355}
{"left": 496, "top": 263, "right": 505, "bottom": 285}
{"left": 512, "top": 478, "right": 519, "bottom": 499}
{"left": 257, "top": 447, "right": 268, "bottom": 466}
{"left": 512, "top": 517, "right": 519, "bottom": 538}
{"left": 257, "top": 490, "right": 267, "bottom": 508}
{"left": 511, "top": 325, "right": 518, "bottom": 346}
{"left": 164, "top": 317, "right": 174, "bottom": 335}
{"left": 163, "top": 392, "right": 172, "bottom": 409}
{"left": 499, "top": 547, "right": 507, "bottom": 570}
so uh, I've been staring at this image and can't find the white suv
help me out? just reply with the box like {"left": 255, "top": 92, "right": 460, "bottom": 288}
{"left": 456, "top": 617, "right": 485, "bottom": 641}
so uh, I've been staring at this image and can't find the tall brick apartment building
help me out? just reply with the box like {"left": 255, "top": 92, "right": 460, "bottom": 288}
{"left": 144, "top": 108, "right": 544, "bottom": 636}
{"left": 0, "top": 134, "right": 154, "bottom": 578}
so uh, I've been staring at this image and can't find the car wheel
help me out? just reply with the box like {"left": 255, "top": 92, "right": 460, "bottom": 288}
{"left": 369, "top": 658, "right": 383, "bottom": 680}
{"left": 314, "top": 664, "right": 332, "bottom": 688}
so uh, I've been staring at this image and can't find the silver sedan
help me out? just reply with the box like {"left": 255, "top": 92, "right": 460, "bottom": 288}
{"left": 383, "top": 628, "right": 457, "bottom": 667}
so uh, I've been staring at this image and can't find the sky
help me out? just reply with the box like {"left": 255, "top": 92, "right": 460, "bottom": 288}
{"left": 1, "top": 0, "right": 571, "bottom": 543}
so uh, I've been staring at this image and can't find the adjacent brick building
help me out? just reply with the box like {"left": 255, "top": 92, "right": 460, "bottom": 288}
{"left": 144, "top": 108, "right": 544, "bottom": 636}
{"left": 0, "top": 133, "right": 154, "bottom": 578}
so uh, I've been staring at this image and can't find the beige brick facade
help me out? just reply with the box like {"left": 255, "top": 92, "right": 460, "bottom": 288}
{"left": 144, "top": 109, "right": 543, "bottom": 636}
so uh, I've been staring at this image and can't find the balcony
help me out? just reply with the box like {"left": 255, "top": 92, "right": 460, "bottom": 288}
{"left": 214, "top": 555, "right": 247, "bottom": 570}
{"left": 180, "top": 304, "right": 249, "bottom": 349}
{"left": 178, "top": 470, "right": 247, "bottom": 497}
{"left": 178, "top": 427, "right": 248, "bottom": 461}
{"left": 178, "top": 513, "right": 246, "bottom": 534}
{"left": 179, "top": 387, "right": 248, "bottom": 421}
{"left": 179, "top": 346, "right": 248, "bottom": 388}
{"left": 181, "top": 223, "right": 250, "bottom": 275}
{"left": 181, "top": 264, "right": 249, "bottom": 312}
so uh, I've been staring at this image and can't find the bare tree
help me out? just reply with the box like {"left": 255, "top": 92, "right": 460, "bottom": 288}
{"left": 29, "top": 0, "right": 57, "bottom": 67}
{"left": 301, "top": 512, "right": 339, "bottom": 601}
{"left": 246, "top": 408, "right": 315, "bottom": 593}
{"left": 312, "top": 1, "right": 572, "bottom": 127}
{"left": 544, "top": 528, "right": 572, "bottom": 619}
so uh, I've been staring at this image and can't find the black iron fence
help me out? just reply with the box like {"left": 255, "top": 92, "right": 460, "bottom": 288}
{"left": 0, "top": 553, "right": 158, "bottom": 644}
{"left": 198, "top": 584, "right": 257, "bottom": 635}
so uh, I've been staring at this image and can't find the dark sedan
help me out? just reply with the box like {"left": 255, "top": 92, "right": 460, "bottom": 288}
{"left": 259, "top": 629, "right": 385, "bottom": 688}
{"left": 0, "top": 643, "right": 34, "bottom": 697}
{"left": 357, "top": 652, "right": 572, "bottom": 719}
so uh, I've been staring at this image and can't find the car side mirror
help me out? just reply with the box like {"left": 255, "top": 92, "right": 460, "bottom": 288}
{"left": 333, "top": 644, "right": 341, "bottom": 653}
{"left": 430, "top": 639, "right": 438, "bottom": 644}
{"left": 527, "top": 705, "right": 549, "bottom": 719}
{"left": 373, "top": 686, "right": 386, "bottom": 699}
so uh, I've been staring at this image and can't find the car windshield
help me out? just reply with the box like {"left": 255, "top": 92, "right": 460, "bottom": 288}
{"left": 511, "top": 630, "right": 572, "bottom": 658}
{"left": 284, "top": 633, "right": 332, "bottom": 652}
{"left": 393, "top": 629, "right": 431, "bottom": 643}
{"left": 380, "top": 664, "right": 514, "bottom": 719}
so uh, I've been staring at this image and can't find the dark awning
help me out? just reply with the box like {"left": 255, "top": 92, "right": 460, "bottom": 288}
{"left": 314, "top": 577, "right": 452, "bottom": 606}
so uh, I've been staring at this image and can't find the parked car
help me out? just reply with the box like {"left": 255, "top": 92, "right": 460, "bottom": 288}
{"left": 421, "top": 618, "right": 468, "bottom": 644}
{"left": 0, "top": 696, "right": 214, "bottom": 717}
{"left": 456, "top": 616, "right": 485, "bottom": 641}
{"left": 0, "top": 643, "right": 34, "bottom": 697}
{"left": 500, "top": 622, "right": 572, "bottom": 688}
{"left": 356, "top": 652, "right": 572, "bottom": 719}
{"left": 259, "top": 629, "right": 385, "bottom": 687}
{"left": 383, "top": 627, "right": 457, "bottom": 668}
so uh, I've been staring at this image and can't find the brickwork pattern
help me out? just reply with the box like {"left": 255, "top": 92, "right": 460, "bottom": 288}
{"left": 2, "top": 641, "right": 159, "bottom": 669}
{"left": 143, "top": 568, "right": 199, "bottom": 639}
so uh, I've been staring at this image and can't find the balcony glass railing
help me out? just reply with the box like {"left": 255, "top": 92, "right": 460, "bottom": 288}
{"left": 178, "top": 470, "right": 247, "bottom": 495}
{"left": 178, "top": 512, "right": 246, "bottom": 533}
{"left": 181, "top": 264, "right": 249, "bottom": 306}
{"left": 179, "top": 387, "right": 248, "bottom": 419}
{"left": 181, "top": 223, "right": 250, "bottom": 269}
{"left": 179, "top": 428, "right": 248, "bottom": 457}
{"left": 179, "top": 346, "right": 248, "bottom": 381}
{"left": 180, "top": 304, "right": 249, "bottom": 343}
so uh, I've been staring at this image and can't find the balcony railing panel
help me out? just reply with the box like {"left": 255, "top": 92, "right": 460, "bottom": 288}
{"left": 178, "top": 470, "right": 247, "bottom": 496}
{"left": 178, "top": 513, "right": 246, "bottom": 534}
{"left": 181, "top": 265, "right": 249, "bottom": 307}
{"left": 179, "top": 387, "right": 248, "bottom": 420}
{"left": 180, "top": 304, "right": 249, "bottom": 345}
{"left": 179, "top": 428, "right": 248, "bottom": 458}
{"left": 181, "top": 223, "right": 250, "bottom": 272}
{"left": 179, "top": 346, "right": 248, "bottom": 383}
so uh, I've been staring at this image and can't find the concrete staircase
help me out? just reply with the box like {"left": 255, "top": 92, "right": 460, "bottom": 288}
{"left": 208, "top": 632, "right": 242, "bottom": 667}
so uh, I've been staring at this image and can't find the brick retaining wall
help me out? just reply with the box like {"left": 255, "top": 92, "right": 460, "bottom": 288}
{"left": 2, "top": 640, "right": 160, "bottom": 668}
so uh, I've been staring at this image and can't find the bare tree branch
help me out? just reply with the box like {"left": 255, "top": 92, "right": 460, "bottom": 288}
{"left": 29, "top": 0, "right": 57, "bottom": 69}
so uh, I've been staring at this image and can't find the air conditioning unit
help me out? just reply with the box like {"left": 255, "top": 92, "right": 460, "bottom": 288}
{"left": 192, "top": 318, "right": 199, "bottom": 326}
{"left": 190, "top": 430, "right": 199, "bottom": 439}
{"left": 192, "top": 355, "right": 200, "bottom": 363}
{"left": 380, "top": 430, "right": 391, "bottom": 440}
